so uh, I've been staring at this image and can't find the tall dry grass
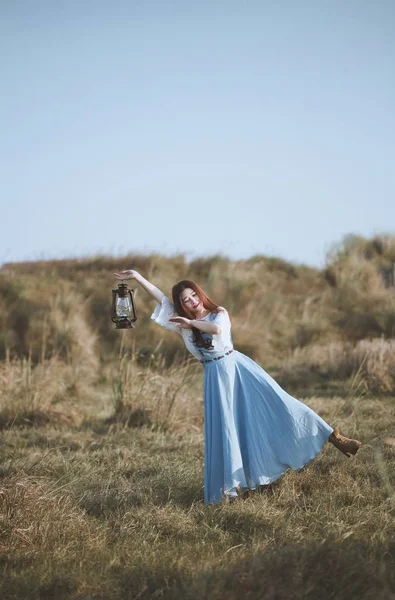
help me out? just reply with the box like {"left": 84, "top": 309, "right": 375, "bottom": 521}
{"left": 0, "top": 337, "right": 203, "bottom": 440}
{"left": 2, "top": 233, "right": 395, "bottom": 370}
{"left": 1, "top": 235, "right": 395, "bottom": 597}
{"left": 279, "top": 337, "right": 395, "bottom": 394}
{"left": 0, "top": 353, "right": 78, "bottom": 429}
{"left": 108, "top": 336, "right": 202, "bottom": 431}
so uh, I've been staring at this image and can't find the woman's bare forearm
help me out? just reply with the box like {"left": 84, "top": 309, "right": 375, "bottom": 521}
{"left": 134, "top": 273, "right": 165, "bottom": 303}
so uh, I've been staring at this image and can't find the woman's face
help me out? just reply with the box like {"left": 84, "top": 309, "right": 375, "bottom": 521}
{"left": 180, "top": 287, "right": 203, "bottom": 315}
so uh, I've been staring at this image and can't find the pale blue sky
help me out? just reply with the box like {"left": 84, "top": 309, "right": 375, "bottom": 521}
{"left": 1, "top": 0, "right": 394, "bottom": 268}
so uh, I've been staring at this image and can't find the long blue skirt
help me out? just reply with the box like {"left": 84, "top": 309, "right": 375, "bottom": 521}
{"left": 203, "top": 350, "right": 333, "bottom": 504}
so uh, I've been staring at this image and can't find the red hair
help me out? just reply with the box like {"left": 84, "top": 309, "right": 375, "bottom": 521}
{"left": 172, "top": 280, "right": 221, "bottom": 348}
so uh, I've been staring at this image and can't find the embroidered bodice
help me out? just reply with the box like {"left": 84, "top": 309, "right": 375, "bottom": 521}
{"left": 151, "top": 296, "right": 234, "bottom": 361}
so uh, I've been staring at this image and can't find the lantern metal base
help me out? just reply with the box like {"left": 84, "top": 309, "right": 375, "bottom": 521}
{"left": 114, "top": 320, "right": 135, "bottom": 330}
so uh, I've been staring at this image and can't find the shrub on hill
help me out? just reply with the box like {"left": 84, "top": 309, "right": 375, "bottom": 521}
{"left": 1, "top": 233, "right": 394, "bottom": 392}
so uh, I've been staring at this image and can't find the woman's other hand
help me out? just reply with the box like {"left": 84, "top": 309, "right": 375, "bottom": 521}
{"left": 113, "top": 269, "right": 139, "bottom": 281}
{"left": 168, "top": 316, "right": 193, "bottom": 329}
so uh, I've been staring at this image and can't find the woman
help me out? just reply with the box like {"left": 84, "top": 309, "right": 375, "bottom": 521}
{"left": 113, "top": 269, "right": 362, "bottom": 505}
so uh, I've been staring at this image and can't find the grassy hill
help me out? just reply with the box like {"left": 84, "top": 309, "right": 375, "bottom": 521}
{"left": 1, "top": 233, "right": 395, "bottom": 395}
{"left": 0, "top": 234, "right": 395, "bottom": 599}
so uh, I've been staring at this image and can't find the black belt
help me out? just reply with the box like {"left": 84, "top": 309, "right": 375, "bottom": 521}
{"left": 200, "top": 349, "right": 234, "bottom": 364}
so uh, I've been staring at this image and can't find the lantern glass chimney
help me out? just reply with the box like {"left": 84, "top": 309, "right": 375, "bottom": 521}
{"left": 111, "top": 282, "right": 137, "bottom": 329}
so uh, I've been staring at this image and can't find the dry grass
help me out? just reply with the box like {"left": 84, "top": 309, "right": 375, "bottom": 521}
{"left": 0, "top": 353, "right": 80, "bottom": 430}
{"left": 0, "top": 392, "right": 394, "bottom": 599}
{"left": 0, "top": 345, "right": 395, "bottom": 599}
{"left": 2, "top": 233, "right": 395, "bottom": 372}
{"left": 1, "top": 237, "right": 395, "bottom": 598}
{"left": 108, "top": 338, "right": 202, "bottom": 432}
{"left": 279, "top": 337, "right": 395, "bottom": 394}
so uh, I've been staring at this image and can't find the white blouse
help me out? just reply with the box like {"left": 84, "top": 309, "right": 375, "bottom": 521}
{"left": 151, "top": 296, "right": 234, "bottom": 361}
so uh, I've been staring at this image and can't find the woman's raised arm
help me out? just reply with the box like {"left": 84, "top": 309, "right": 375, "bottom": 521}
{"left": 113, "top": 270, "right": 165, "bottom": 304}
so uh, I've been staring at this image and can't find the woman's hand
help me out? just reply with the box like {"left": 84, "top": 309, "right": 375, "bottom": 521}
{"left": 113, "top": 269, "right": 139, "bottom": 281}
{"left": 168, "top": 316, "right": 193, "bottom": 329}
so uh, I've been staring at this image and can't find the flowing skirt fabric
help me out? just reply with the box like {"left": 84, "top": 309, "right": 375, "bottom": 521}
{"left": 203, "top": 351, "right": 333, "bottom": 504}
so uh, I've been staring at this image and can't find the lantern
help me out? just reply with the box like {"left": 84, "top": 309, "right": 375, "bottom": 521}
{"left": 111, "top": 283, "right": 137, "bottom": 329}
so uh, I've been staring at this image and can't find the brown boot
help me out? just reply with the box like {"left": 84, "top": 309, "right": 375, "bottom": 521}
{"left": 328, "top": 428, "right": 362, "bottom": 457}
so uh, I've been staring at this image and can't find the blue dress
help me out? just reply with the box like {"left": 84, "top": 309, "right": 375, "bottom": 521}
{"left": 151, "top": 298, "right": 334, "bottom": 505}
